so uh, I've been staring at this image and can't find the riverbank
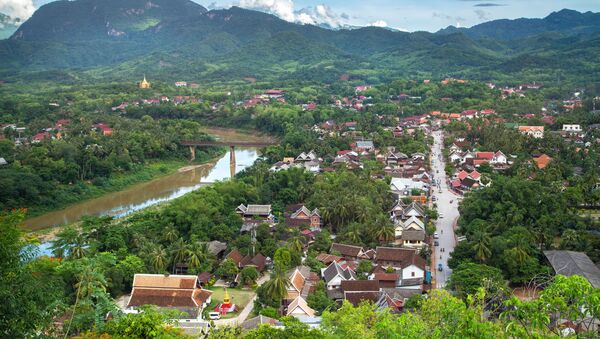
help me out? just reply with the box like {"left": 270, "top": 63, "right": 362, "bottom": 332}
{"left": 23, "top": 150, "right": 223, "bottom": 220}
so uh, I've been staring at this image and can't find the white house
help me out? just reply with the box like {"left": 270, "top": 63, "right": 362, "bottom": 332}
{"left": 321, "top": 261, "right": 357, "bottom": 290}
{"left": 491, "top": 151, "right": 507, "bottom": 165}
{"left": 562, "top": 124, "right": 582, "bottom": 132}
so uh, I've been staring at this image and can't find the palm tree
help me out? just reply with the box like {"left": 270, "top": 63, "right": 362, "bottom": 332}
{"left": 288, "top": 236, "right": 304, "bottom": 254}
{"left": 345, "top": 223, "right": 363, "bottom": 245}
{"left": 262, "top": 266, "right": 291, "bottom": 304}
{"left": 163, "top": 225, "right": 179, "bottom": 243}
{"left": 149, "top": 245, "right": 168, "bottom": 273}
{"left": 70, "top": 234, "right": 89, "bottom": 259}
{"left": 171, "top": 238, "right": 189, "bottom": 273}
{"left": 472, "top": 229, "right": 492, "bottom": 263}
{"left": 187, "top": 242, "right": 211, "bottom": 271}
{"left": 375, "top": 223, "right": 396, "bottom": 245}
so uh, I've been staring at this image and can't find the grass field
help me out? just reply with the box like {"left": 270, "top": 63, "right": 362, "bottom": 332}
{"left": 207, "top": 287, "right": 255, "bottom": 319}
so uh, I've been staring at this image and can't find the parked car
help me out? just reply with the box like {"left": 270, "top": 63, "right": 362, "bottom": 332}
{"left": 208, "top": 312, "right": 221, "bottom": 320}
{"left": 438, "top": 263, "right": 443, "bottom": 271}
{"left": 434, "top": 240, "right": 439, "bottom": 246}
{"left": 433, "top": 232, "right": 439, "bottom": 239}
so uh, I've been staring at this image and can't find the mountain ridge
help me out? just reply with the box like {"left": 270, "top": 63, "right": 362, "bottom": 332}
{"left": 2, "top": 2, "right": 600, "bottom": 84}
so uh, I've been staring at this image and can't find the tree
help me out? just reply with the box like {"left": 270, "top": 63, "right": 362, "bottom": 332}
{"left": 149, "top": 245, "right": 168, "bottom": 273}
{"left": 0, "top": 210, "right": 62, "bottom": 337}
{"left": 307, "top": 282, "right": 337, "bottom": 314}
{"left": 103, "top": 305, "right": 185, "bottom": 338}
{"left": 447, "top": 262, "right": 507, "bottom": 300}
{"left": 356, "top": 260, "right": 373, "bottom": 279}
{"left": 215, "top": 258, "right": 238, "bottom": 279}
{"left": 170, "top": 238, "right": 188, "bottom": 272}
{"left": 273, "top": 247, "right": 292, "bottom": 271}
{"left": 240, "top": 266, "right": 259, "bottom": 286}
{"left": 262, "top": 266, "right": 291, "bottom": 304}
{"left": 187, "top": 242, "right": 212, "bottom": 272}
{"left": 472, "top": 227, "right": 492, "bottom": 263}
{"left": 374, "top": 223, "right": 395, "bottom": 244}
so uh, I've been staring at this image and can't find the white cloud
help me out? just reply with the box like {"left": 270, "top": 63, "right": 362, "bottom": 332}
{"left": 0, "top": 0, "right": 35, "bottom": 21}
{"left": 369, "top": 20, "right": 388, "bottom": 28}
{"left": 238, "top": 0, "right": 296, "bottom": 22}
{"left": 236, "top": 0, "right": 350, "bottom": 28}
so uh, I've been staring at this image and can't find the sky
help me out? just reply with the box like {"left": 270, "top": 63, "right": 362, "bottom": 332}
{"left": 2, "top": 0, "right": 600, "bottom": 32}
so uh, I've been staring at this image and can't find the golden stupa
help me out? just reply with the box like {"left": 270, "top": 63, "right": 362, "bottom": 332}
{"left": 222, "top": 288, "right": 231, "bottom": 307}
{"left": 139, "top": 75, "right": 151, "bottom": 89}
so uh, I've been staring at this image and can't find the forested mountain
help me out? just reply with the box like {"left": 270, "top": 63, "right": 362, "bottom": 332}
{"left": 437, "top": 9, "right": 600, "bottom": 40}
{"left": 1, "top": 1, "right": 599, "bottom": 84}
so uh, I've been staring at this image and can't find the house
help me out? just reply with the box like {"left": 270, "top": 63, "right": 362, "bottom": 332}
{"left": 533, "top": 154, "right": 552, "bottom": 169}
{"left": 390, "top": 201, "right": 426, "bottom": 225}
{"left": 236, "top": 204, "right": 274, "bottom": 226}
{"left": 242, "top": 315, "right": 278, "bottom": 330}
{"left": 207, "top": 241, "right": 228, "bottom": 258}
{"left": 518, "top": 126, "right": 544, "bottom": 138}
{"left": 287, "top": 267, "right": 308, "bottom": 300}
{"left": 175, "top": 81, "right": 187, "bottom": 87}
{"left": 225, "top": 249, "right": 245, "bottom": 268}
{"left": 390, "top": 178, "right": 428, "bottom": 198}
{"left": 355, "top": 85, "right": 372, "bottom": 93}
{"left": 330, "top": 243, "right": 366, "bottom": 260}
{"left": 264, "top": 89, "right": 286, "bottom": 99}
{"left": 321, "top": 261, "right": 357, "bottom": 290}
{"left": 340, "top": 280, "right": 380, "bottom": 306}
{"left": 461, "top": 109, "right": 478, "bottom": 119}
{"left": 562, "top": 124, "right": 582, "bottom": 133}
{"left": 316, "top": 253, "right": 343, "bottom": 265}
{"left": 32, "top": 131, "right": 51, "bottom": 143}
{"left": 352, "top": 140, "right": 375, "bottom": 153}
{"left": 127, "top": 274, "right": 212, "bottom": 319}
{"left": 491, "top": 151, "right": 508, "bottom": 165}
{"left": 375, "top": 247, "right": 426, "bottom": 281}
{"left": 286, "top": 296, "right": 316, "bottom": 317}
{"left": 197, "top": 272, "right": 213, "bottom": 287}
{"left": 370, "top": 273, "right": 400, "bottom": 288}
{"left": 543, "top": 251, "right": 600, "bottom": 288}
{"left": 285, "top": 204, "right": 321, "bottom": 229}
{"left": 93, "top": 123, "right": 113, "bottom": 136}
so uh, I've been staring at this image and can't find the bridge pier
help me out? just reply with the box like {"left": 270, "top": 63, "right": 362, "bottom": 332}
{"left": 230, "top": 146, "right": 236, "bottom": 178}
{"left": 189, "top": 146, "right": 196, "bottom": 162}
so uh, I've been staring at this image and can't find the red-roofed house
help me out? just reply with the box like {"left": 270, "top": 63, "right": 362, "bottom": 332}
{"left": 461, "top": 110, "right": 478, "bottom": 119}
{"left": 32, "top": 131, "right": 51, "bottom": 143}
{"left": 518, "top": 126, "right": 544, "bottom": 138}
{"left": 476, "top": 152, "right": 494, "bottom": 160}
{"left": 93, "top": 123, "right": 113, "bottom": 136}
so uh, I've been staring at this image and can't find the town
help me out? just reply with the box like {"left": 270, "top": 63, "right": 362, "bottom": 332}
{"left": 2, "top": 75, "right": 599, "bottom": 338}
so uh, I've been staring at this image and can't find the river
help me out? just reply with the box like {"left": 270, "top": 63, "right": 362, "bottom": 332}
{"left": 22, "top": 128, "right": 270, "bottom": 232}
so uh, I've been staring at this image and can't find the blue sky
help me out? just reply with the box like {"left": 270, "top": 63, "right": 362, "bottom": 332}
{"left": 4, "top": 0, "right": 600, "bottom": 32}
{"left": 197, "top": 0, "right": 600, "bottom": 31}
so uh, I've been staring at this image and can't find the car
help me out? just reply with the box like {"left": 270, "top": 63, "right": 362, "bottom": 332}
{"left": 434, "top": 240, "right": 439, "bottom": 246}
{"left": 208, "top": 312, "right": 221, "bottom": 320}
{"left": 432, "top": 196, "right": 437, "bottom": 201}
{"left": 433, "top": 232, "right": 439, "bottom": 239}
{"left": 438, "top": 263, "right": 443, "bottom": 271}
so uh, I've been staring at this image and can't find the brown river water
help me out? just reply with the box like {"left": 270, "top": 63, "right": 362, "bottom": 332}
{"left": 22, "top": 128, "right": 270, "bottom": 232}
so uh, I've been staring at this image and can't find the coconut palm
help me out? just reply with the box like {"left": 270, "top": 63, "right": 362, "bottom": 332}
{"left": 163, "top": 225, "right": 179, "bottom": 243}
{"left": 344, "top": 223, "right": 363, "bottom": 245}
{"left": 170, "top": 238, "right": 189, "bottom": 273}
{"left": 472, "top": 229, "right": 492, "bottom": 263}
{"left": 187, "top": 242, "right": 211, "bottom": 271}
{"left": 375, "top": 223, "right": 396, "bottom": 244}
{"left": 70, "top": 234, "right": 89, "bottom": 259}
{"left": 262, "top": 266, "right": 291, "bottom": 303}
{"left": 288, "top": 236, "right": 304, "bottom": 254}
{"left": 149, "top": 245, "right": 168, "bottom": 273}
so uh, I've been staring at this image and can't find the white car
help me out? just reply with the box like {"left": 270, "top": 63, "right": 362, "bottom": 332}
{"left": 208, "top": 312, "right": 221, "bottom": 320}
{"left": 433, "top": 232, "right": 439, "bottom": 239}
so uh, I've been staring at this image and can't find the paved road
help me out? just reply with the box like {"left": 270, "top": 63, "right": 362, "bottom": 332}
{"left": 430, "top": 130, "right": 460, "bottom": 288}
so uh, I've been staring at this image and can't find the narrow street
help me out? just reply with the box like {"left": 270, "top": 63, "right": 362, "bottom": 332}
{"left": 430, "top": 130, "right": 460, "bottom": 288}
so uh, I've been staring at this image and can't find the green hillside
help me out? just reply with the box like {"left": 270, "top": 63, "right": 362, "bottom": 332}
{"left": 1, "top": 2, "right": 600, "bottom": 85}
